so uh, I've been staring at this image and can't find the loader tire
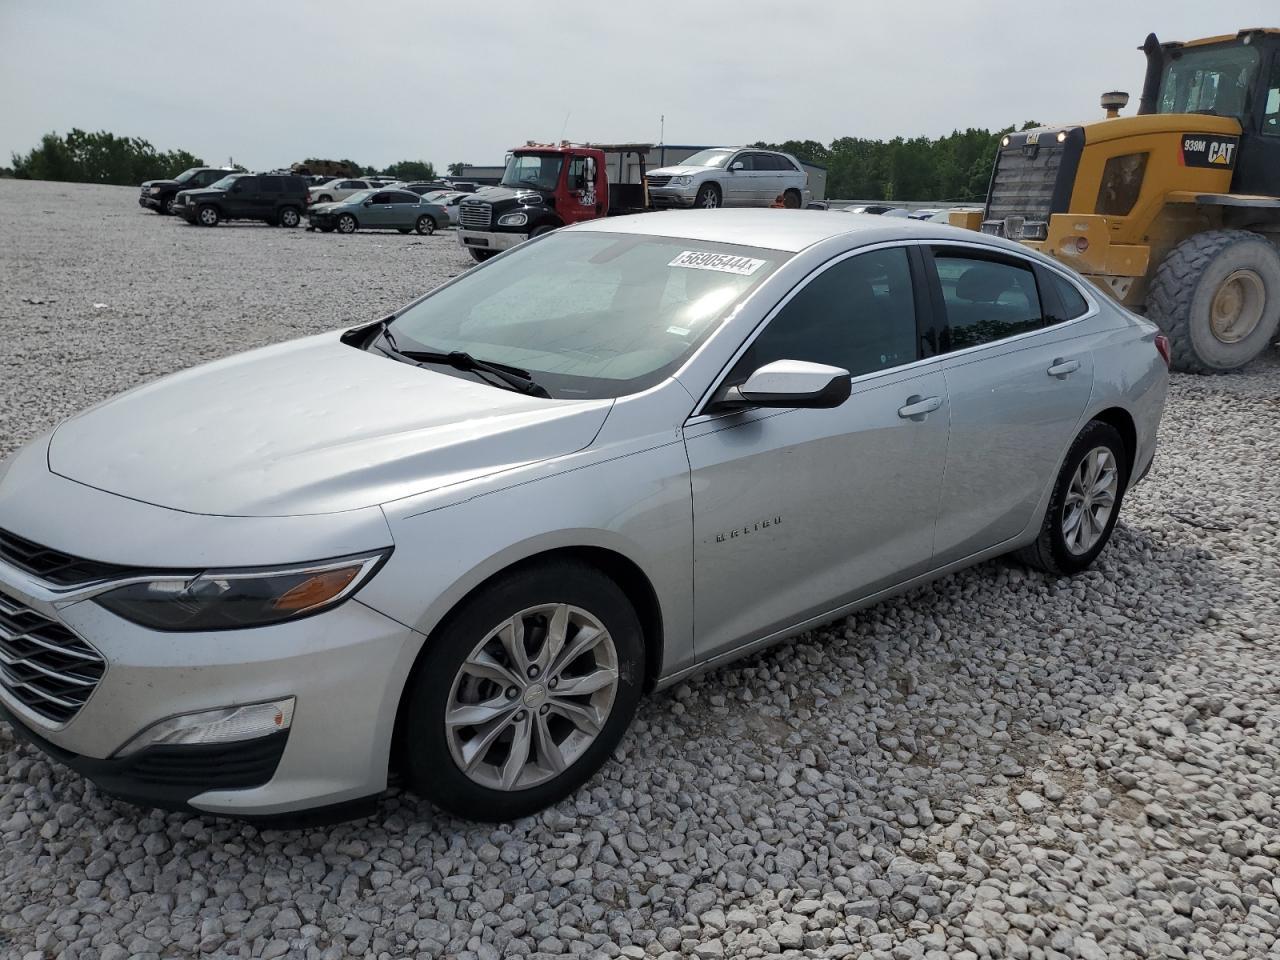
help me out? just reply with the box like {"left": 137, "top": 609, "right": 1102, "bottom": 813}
{"left": 1145, "top": 230, "right": 1280, "bottom": 373}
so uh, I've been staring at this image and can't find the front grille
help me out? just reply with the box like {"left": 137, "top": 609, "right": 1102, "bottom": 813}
{"left": 0, "top": 591, "right": 105, "bottom": 725}
{"left": 459, "top": 202, "right": 492, "bottom": 229}
{"left": 646, "top": 175, "right": 673, "bottom": 188}
{"left": 986, "top": 142, "right": 1065, "bottom": 225}
{"left": 0, "top": 527, "right": 136, "bottom": 587}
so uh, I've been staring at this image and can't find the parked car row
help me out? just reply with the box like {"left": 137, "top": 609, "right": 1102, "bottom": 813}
{"left": 137, "top": 167, "right": 464, "bottom": 235}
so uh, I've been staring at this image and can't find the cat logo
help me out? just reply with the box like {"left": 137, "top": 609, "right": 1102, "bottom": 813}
{"left": 1025, "top": 131, "right": 1040, "bottom": 145}
{"left": 1181, "top": 133, "right": 1240, "bottom": 170}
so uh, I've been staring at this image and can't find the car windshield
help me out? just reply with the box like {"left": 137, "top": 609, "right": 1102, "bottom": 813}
{"left": 386, "top": 231, "right": 788, "bottom": 399}
{"left": 173, "top": 168, "right": 201, "bottom": 184}
{"left": 423, "top": 190, "right": 452, "bottom": 201}
{"left": 680, "top": 149, "right": 735, "bottom": 168}
{"left": 1158, "top": 44, "right": 1260, "bottom": 119}
{"left": 501, "top": 153, "right": 564, "bottom": 191}
{"left": 209, "top": 175, "right": 241, "bottom": 190}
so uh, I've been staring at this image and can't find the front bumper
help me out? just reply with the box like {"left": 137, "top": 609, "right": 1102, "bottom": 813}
{"left": 0, "top": 567, "right": 422, "bottom": 817}
{"left": 456, "top": 229, "right": 527, "bottom": 253}
{"left": 139, "top": 194, "right": 162, "bottom": 210}
{"left": 647, "top": 186, "right": 697, "bottom": 208}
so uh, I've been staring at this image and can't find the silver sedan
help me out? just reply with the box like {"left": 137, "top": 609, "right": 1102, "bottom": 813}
{"left": 0, "top": 211, "right": 1168, "bottom": 821}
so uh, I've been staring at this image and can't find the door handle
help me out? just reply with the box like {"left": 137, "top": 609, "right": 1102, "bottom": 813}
{"left": 1047, "top": 358, "right": 1081, "bottom": 378}
{"left": 897, "top": 395, "right": 942, "bottom": 420}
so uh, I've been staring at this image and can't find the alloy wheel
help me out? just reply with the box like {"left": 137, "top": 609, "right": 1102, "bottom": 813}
{"left": 198, "top": 207, "right": 217, "bottom": 226}
{"left": 338, "top": 215, "right": 356, "bottom": 234}
{"left": 445, "top": 603, "right": 620, "bottom": 791}
{"left": 1062, "top": 447, "right": 1118, "bottom": 555}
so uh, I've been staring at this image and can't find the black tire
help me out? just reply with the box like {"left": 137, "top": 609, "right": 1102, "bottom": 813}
{"left": 530, "top": 225, "right": 556, "bottom": 238}
{"left": 1016, "top": 420, "right": 1128, "bottom": 576}
{"left": 415, "top": 215, "right": 435, "bottom": 235}
{"left": 401, "top": 561, "right": 645, "bottom": 821}
{"left": 1145, "top": 229, "right": 1280, "bottom": 373}
{"left": 320, "top": 225, "right": 335, "bottom": 233}
{"left": 317, "top": 194, "right": 333, "bottom": 203}
{"left": 694, "top": 183, "right": 721, "bottom": 209}
{"left": 469, "top": 248, "right": 497, "bottom": 263}
{"left": 196, "top": 204, "right": 219, "bottom": 227}
{"left": 278, "top": 206, "right": 301, "bottom": 228}
{"left": 160, "top": 195, "right": 175, "bottom": 215}
{"left": 397, "top": 227, "right": 411, "bottom": 234}
{"left": 782, "top": 189, "right": 802, "bottom": 209}
{"left": 336, "top": 213, "right": 357, "bottom": 234}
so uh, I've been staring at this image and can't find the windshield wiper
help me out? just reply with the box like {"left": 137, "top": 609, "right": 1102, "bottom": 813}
{"left": 376, "top": 329, "right": 549, "bottom": 398}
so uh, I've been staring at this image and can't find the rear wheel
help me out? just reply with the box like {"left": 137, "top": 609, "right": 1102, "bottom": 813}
{"left": 695, "top": 183, "right": 721, "bottom": 209}
{"left": 400, "top": 561, "right": 644, "bottom": 821}
{"left": 336, "top": 213, "right": 357, "bottom": 234}
{"left": 196, "top": 205, "right": 219, "bottom": 227}
{"left": 278, "top": 206, "right": 301, "bottom": 228}
{"left": 1016, "top": 420, "right": 1128, "bottom": 576}
{"left": 415, "top": 215, "right": 435, "bottom": 235}
{"left": 1145, "top": 229, "right": 1280, "bottom": 373}
{"left": 782, "top": 189, "right": 802, "bottom": 209}
{"left": 317, "top": 194, "right": 333, "bottom": 203}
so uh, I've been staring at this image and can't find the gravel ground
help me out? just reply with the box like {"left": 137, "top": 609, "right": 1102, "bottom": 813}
{"left": 1, "top": 179, "right": 1279, "bottom": 960}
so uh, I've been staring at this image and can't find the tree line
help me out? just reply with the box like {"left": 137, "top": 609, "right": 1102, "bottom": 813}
{"left": 3, "top": 131, "right": 440, "bottom": 184}
{"left": 754, "top": 122, "right": 1039, "bottom": 202}
{"left": 5, "top": 126, "right": 1043, "bottom": 200}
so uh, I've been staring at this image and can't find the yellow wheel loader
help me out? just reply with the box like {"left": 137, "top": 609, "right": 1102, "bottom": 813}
{"left": 958, "top": 29, "right": 1280, "bottom": 372}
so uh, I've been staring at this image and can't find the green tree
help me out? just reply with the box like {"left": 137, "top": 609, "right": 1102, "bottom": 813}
{"left": 10, "top": 129, "right": 203, "bottom": 185}
{"left": 753, "top": 122, "right": 1038, "bottom": 202}
{"left": 383, "top": 159, "right": 437, "bottom": 181}
{"left": 447, "top": 162, "right": 466, "bottom": 176}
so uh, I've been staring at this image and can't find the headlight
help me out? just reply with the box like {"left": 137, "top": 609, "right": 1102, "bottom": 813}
{"left": 150, "top": 186, "right": 163, "bottom": 193}
{"left": 94, "top": 551, "right": 389, "bottom": 631}
{"left": 671, "top": 176, "right": 692, "bottom": 187}
{"left": 497, "top": 212, "right": 528, "bottom": 227}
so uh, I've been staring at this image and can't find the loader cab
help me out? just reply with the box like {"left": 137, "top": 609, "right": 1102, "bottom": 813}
{"left": 1144, "top": 30, "right": 1280, "bottom": 196}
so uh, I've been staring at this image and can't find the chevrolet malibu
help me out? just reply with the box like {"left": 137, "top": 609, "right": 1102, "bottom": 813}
{"left": 0, "top": 211, "right": 1167, "bottom": 822}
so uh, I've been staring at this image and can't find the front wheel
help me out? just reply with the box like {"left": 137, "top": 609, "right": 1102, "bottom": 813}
{"left": 336, "top": 213, "right": 357, "bottom": 234}
{"left": 694, "top": 183, "right": 721, "bottom": 209}
{"left": 160, "top": 195, "right": 175, "bottom": 215}
{"left": 1016, "top": 420, "right": 1128, "bottom": 576}
{"left": 401, "top": 561, "right": 645, "bottom": 821}
{"left": 469, "top": 248, "right": 497, "bottom": 263}
{"left": 415, "top": 215, "right": 435, "bottom": 235}
{"left": 196, "top": 204, "right": 219, "bottom": 227}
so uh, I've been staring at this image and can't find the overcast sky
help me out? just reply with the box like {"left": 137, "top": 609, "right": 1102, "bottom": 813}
{"left": 2, "top": 2, "right": 1276, "bottom": 173}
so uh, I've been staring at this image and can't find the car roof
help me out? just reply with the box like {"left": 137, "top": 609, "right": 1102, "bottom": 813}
{"left": 567, "top": 208, "right": 1029, "bottom": 255}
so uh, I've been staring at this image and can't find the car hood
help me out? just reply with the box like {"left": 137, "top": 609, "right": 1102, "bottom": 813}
{"left": 647, "top": 165, "right": 710, "bottom": 178}
{"left": 141, "top": 178, "right": 180, "bottom": 189}
{"left": 47, "top": 334, "right": 613, "bottom": 517}
{"left": 308, "top": 202, "right": 343, "bottom": 213}
{"left": 464, "top": 186, "right": 546, "bottom": 206}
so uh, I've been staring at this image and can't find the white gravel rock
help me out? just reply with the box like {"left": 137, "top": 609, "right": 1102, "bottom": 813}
{"left": 2, "top": 180, "right": 1280, "bottom": 959}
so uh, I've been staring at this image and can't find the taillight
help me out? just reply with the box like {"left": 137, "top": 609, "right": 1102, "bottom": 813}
{"left": 1154, "top": 333, "right": 1171, "bottom": 366}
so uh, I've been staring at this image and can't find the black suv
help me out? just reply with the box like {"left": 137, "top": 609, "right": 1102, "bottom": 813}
{"left": 139, "top": 167, "right": 238, "bottom": 215}
{"left": 173, "top": 174, "right": 310, "bottom": 227}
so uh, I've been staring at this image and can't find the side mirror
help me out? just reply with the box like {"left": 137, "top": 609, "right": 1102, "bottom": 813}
{"left": 730, "top": 161, "right": 745, "bottom": 172}
{"left": 363, "top": 199, "right": 373, "bottom": 206}
{"left": 724, "top": 360, "right": 851, "bottom": 409}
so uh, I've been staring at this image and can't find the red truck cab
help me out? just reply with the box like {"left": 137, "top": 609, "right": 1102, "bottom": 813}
{"left": 456, "top": 142, "right": 650, "bottom": 262}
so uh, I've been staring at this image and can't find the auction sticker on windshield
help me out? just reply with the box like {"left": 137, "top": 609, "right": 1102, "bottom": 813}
{"left": 668, "top": 251, "right": 767, "bottom": 276}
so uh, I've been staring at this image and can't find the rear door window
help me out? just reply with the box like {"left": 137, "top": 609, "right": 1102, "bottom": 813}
{"left": 931, "top": 249, "right": 1045, "bottom": 350}
{"left": 390, "top": 191, "right": 419, "bottom": 204}
{"left": 260, "top": 176, "right": 283, "bottom": 194}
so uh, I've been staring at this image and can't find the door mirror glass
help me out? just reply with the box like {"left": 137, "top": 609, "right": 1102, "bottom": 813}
{"left": 729, "top": 359, "right": 850, "bottom": 409}
{"left": 730, "top": 161, "right": 744, "bottom": 172}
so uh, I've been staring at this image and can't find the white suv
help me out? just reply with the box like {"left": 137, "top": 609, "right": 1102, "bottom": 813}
{"left": 646, "top": 148, "right": 810, "bottom": 209}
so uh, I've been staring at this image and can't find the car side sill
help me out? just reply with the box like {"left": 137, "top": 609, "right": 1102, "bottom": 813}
{"left": 653, "top": 535, "right": 1026, "bottom": 692}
